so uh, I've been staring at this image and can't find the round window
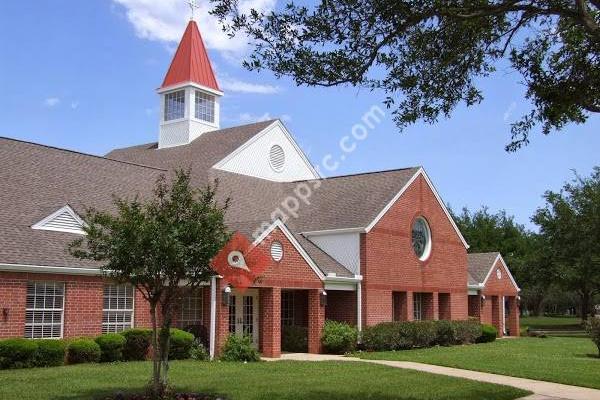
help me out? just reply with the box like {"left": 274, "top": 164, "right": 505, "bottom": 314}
{"left": 496, "top": 268, "right": 502, "bottom": 279}
{"left": 412, "top": 217, "right": 432, "bottom": 261}
{"left": 271, "top": 241, "right": 283, "bottom": 262}
{"left": 269, "top": 145, "right": 285, "bottom": 172}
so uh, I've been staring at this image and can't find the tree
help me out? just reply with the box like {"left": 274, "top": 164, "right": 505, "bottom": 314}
{"left": 70, "top": 170, "right": 231, "bottom": 397}
{"left": 211, "top": 0, "right": 600, "bottom": 150}
{"left": 451, "top": 206, "right": 549, "bottom": 315}
{"left": 532, "top": 167, "right": 600, "bottom": 320}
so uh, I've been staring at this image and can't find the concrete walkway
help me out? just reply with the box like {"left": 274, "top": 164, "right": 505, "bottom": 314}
{"left": 263, "top": 353, "right": 600, "bottom": 400}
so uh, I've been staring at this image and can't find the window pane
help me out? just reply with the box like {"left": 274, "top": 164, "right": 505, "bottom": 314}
{"left": 164, "top": 90, "right": 185, "bottom": 121}
{"left": 180, "top": 288, "right": 203, "bottom": 329}
{"left": 194, "top": 91, "right": 214, "bottom": 123}
{"left": 25, "top": 281, "right": 64, "bottom": 339}
{"left": 102, "top": 284, "right": 134, "bottom": 333}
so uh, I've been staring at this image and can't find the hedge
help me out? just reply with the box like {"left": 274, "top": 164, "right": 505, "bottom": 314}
{"left": 169, "top": 329, "right": 195, "bottom": 360}
{"left": 67, "top": 338, "right": 101, "bottom": 364}
{"left": 121, "top": 328, "right": 153, "bottom": 361}
{"left": 95, "top": 333, "right": 126, "bottom": 362}
{"left": 282, "top": 325, "right": 308, "bottom": 353}
{"left": 0, "top": 338, "right": 39, "bottom": 369}
{"left": 34, "top": 340, "right": 66, "bottom": 367}
{"left": 477, "top": 324, "right": 498, "bottom": 343}
{"left": 321, "top": 320, "right": 358, "bottom": 354}
{"left": 220, "top": 334, "right": 260, "bottom": 362}
{"left": 362, "top": 320, "right": 485, "bottom": 351}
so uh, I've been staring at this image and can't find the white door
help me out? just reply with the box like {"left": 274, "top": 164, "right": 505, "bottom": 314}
{"left": 228, "top": 289, "right": 259, "bottom": 346}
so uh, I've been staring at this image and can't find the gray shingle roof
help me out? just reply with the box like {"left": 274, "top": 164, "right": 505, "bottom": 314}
{"left": 467, "top": 252, "right": 500, "bottom": 286}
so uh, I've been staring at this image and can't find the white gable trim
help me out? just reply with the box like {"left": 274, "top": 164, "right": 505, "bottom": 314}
{"left": 364, "top": 167, "right": 469, "bottom": 249}
{"left": 212, "top": 120, "right": 320, "bottom": 179}
{"left": 32, "top": 205, "right": 87, "bottom": 235}
{"left": 252, "top": 219, "right": 325, "bottom": 281}
{"left": 481, "top": 254, "right": 521, "bottom": 291}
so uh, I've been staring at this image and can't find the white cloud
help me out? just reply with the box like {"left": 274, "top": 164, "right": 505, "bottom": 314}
{"left": 111, "top": 0, "right": 275, "bottom": 55}
{"left": 238, "top": 112, "right": 291, "bottom": 123}
{"left": 70, "top": 101, "right": 80, "bottom": 110}
{"left": 44, "top": 97, "right": 61, "bottom": 107}
{"left": 220, "top": 77, "right": 280, "bottom": 94}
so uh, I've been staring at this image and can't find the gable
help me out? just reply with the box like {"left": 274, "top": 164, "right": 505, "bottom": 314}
{"left": 305, "top": 232, "right": 360, "bottom": 275}
{"left": 213, "top": 120, "right": 319, "bottom": 182}
{"left": 31, "top": 205, "right": 86, "bottom": 235}
{"left": 482, "top": 255, "right": 520, "bottom": 293}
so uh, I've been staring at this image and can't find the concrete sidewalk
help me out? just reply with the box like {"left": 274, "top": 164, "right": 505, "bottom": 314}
{"left": 263, "top": 353, "right": 600, "bottom": 400}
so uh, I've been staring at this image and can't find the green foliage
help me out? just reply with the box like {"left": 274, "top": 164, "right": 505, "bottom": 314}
{"left": 282, "top": 325, "right": 308, "bottom": 353}
{"left": 362, "top": 320, "right": 483, "bottom": 351}
{"left": 321, "top": 320, "right": 357, "bottom": 354}
{"left": 586, "top": 318, "right": 600, "bottom": 357}
{"left": 478, "top": 324, "right": 498, "bottom": 343}
{"left": 34, "top": 340, "right": 66, "bottom": 367}
{"left": 189, "top": 340, "right": 209, "bottom": 361}
{"left": 95, "top": 333, "right": 126, "bottom": 362}
{"left": 67, "top": 338, "right": 101, "bottom": 364}
{"left": 0, "top": 338, "right": 38, "bottom": 369}
{"left": 121, "top": 328, "right": 152, "bottom": 361}
{"left": 169, "top": 328, "right": 194, "bottom": 360}
{"left": 212, "top": 1, "right": 600, "bottom": 150}
{"left": 220, "top": 335, "right": 260, "bottom": 362}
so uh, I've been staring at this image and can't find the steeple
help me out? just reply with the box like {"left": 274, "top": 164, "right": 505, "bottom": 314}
{"left": 157, "top": 20, "right": 223, "bottom": 149}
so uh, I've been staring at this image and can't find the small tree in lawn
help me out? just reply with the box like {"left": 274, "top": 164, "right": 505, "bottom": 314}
{"left": 70, "top": 169, "right": 230, "bottom": 398}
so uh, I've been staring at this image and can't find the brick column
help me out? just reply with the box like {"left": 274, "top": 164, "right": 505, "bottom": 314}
{"left": 260, "top": 287, "right": 281, "bottom": 358}
{"left": 214, "top": 279, "right": 230, "bottom": 357}
{"left": 308, "top": 289, "right": 325, "bottom": 353}
{"left": 405, "top": 291, "right": 414, "bottom": 321}
{"left": 432, "top": 292, "right": 439, "bottom": 320}
{"left": 491, "top": 296, "right": 502, "bottom": 337}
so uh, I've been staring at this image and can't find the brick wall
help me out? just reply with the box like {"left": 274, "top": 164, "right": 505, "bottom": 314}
{"left": 361, "top": 175, "right": 469, "bottom": 327}
{"left": 481, "top": 257, "right": 520, "bottom": 336}
{"left": 325, "top": 290, "right": 357, "bottom": 325}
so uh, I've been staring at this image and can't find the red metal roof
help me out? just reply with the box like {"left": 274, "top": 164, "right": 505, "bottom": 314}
{"left": 161, "top": 20, "right": 220, "bottom": 91}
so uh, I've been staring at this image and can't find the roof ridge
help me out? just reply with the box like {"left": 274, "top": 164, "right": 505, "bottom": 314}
{"left": 293, "top": 166, "right": 421, "bottom": 182}
{"left": 1, "top": 136, "right": 168, "bottom": 172}
{"left": 468, "top": 251, "right": 500, "bottom": 256}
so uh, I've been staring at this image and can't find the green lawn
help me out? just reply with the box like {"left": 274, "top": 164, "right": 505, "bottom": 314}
{"left": 0, "top": 360, "right": 528, "bottom": 400}
{"left": 520, "top": 315, "right": 583, "bottom": 330}
{"left": 356, "top": 337, "right": 600, "bottom": 389}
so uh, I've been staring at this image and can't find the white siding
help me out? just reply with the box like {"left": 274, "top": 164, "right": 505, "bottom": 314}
{"left": 214, "top": 122, "right": 318, "bottom": 182}
{"left": 308, "top": 233, "right": 360, "bottom": 275}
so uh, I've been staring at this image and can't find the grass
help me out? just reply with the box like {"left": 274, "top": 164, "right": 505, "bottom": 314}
{"left": 0, "top": 360, "right": 529, "bottom": 400}
{"left": 520, "top": 315, "right": 583, "bottom": 331}
{"left": 356, "top": 337, "right": 600, "bottom": 389}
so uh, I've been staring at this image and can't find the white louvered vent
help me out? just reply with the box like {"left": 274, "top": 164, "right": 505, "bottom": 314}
{"left": 271, "top": 241, "right": 283, "bottom": 262}
{"left": 32, "top": 205, "right": 86, "bottom": 234}
{"left": 269, "top": 144, "right": 285, "bottom": 172}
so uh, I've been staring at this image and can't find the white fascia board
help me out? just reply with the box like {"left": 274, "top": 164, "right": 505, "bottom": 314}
{"left": 302, "top": 227, "right": 365, "bottom": 236}
{"left": 31, "top": 205, "right": 87, "bottom": 235}
{"left": 0, "top": 263, "right": 102, "bottom": 276}
{"left": 364, "top": 167, "right": 470, "bottom": 250}
{"left": 481, "top": 254, "right": 521, "bottom": 292}
{"left": 157, "top": 81, "right": 224, "bottom": 97}
{"left": 252, "top": 219, "right": 326, "bottom": 281}
{"left": 212, "top": 120, "right": 321, "bottom": 179}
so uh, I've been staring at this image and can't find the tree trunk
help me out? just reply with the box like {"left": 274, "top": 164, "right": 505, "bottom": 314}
{"left": 581, "top": 291, "right": 591, "bottom": 321}
{"left": 149, "top": 302, "right": 162, "bottom": 398}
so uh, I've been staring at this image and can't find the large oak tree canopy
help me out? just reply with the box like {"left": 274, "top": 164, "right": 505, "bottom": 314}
{"left": 211, "top": 0, "right": 600, "bottom": 150}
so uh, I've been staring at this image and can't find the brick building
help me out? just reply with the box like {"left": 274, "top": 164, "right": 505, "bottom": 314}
{"left": 0, "top": 20, "right": 519, "bottom": 358}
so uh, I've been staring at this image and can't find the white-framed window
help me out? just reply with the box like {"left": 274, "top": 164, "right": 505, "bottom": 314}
{"left": 195, "top": 91, "right": 215, "bottom": 123}
{"left": 102, "top": 284, "right": 134, "bottom": 334}
{"left": 270, "top": 241, "right": 283, "bottom": 262}
{"left": 269, "top": 144, "right": 285, "bottom": 172}
{"left": 413, "top": 292, "right": 423, "bottom": 321}
{"left": 281, "top": 291, "right": 294, "bottom": 326}
{"left": 412, "top": 217, "right": 432, "bottom": 261}
{"left": 25, "top": 281, "right": 65, "bottom": 339}
{"left": 164, "top": 90, "right": 186, "bottom": 121}
{"left": 179, "top": 288, "right": 203, "bottom": 328}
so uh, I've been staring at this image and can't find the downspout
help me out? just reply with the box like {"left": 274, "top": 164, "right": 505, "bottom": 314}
{"left": 209, "top": 276, "right": 217, "bottom": 359}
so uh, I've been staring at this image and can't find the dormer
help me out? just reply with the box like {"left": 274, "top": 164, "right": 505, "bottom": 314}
{"left": 158, "top": 21, "right": 223, "bottom": 149}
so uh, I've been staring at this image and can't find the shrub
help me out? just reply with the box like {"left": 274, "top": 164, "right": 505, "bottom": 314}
{"left": 477, "top": 324, "right": 498, "bottom": 343}
{"left": 410, "top": 321, "right": 437, "bottom": 348}
{"left": 586, "top": 317, "right": 600, "bottom": 357}
{"left": 169, "top": 328, "right": 194, "bottom": 360}
{"left": 434, "top": 320, "right": 455, "bottom": 346}
{"left": 321, "top": 320, "right": 358, "bottom": 354}
{"left": 95, "top": 333, "right": 126, "bottom": 362}
{"left": 67, "top": 338, "right": 101, "bottom": 364}
{"left": 361, "top": 322, "right": 399, "bottom": 351}
{"left": 189, "top": 340, "right": 209, "bottom": 361}
{"left": 0, "top": 338, "right": 38, "bottom": 369}
{"left": 34, "top": 340, "right": 66, "bottom": 367}
{"left": 453, "top": 320, "right": 482, "bottom": 345}
{"left": 220, "top": 335, "right": 260, "bottom": 362}
{"left": 183, "top": 324, "right": 209, "bottom": 348}
{"left": 282, "top": 325, "right": 308, "bottom": 353}
{"left": 121, "top": 328, "right": 152, "bottom": 361}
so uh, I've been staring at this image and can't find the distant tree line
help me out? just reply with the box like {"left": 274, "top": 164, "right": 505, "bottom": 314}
{"left": 451, "top": 166, "right": 600, "bottom": 321}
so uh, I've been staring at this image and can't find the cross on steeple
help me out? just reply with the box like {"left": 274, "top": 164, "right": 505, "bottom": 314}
{"left": 187, "top": 0, "right": 200, "bottom": 20}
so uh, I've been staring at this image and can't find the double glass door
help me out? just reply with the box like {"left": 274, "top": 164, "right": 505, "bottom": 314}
{"left": 228, "top": 289, "right": 259, "bottom": 346}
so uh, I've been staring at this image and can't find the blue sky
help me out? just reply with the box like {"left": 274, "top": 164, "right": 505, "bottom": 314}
{"left": 0, "top": 0, "right": 598, "bottom": 230}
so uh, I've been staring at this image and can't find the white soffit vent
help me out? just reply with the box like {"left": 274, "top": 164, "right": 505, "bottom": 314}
{"left": 271, "top": 241, "right": 284, "bottom": 262}
{"left": 32, "top": 205, "right": 86, "bottom": 234}
{"left": 269, "top": 144, "right": 285, "bottom": 172}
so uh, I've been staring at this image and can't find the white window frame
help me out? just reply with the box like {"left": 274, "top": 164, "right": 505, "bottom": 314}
{"left": 194, "top": 91, "right": 215, "bottom": 123}
{"left": 102, "top": 284, "right": 135, "bottom": 334}
{"left": 164, "top": 90, "right": 186, "bottom": 121}
{"left": 179, "top": 288, "right": 204, "bottom": 328}
{"left": 413, "top": 292, "right": 423, "bottom": 321}
{"left": 412, "top": 217, "right": 432, "bottom": 261}
{"left": 281, "top": 291, "right": 295, "bottom": 326}
{"left": 25, "top": 281, "right": 65, "bottom": 339}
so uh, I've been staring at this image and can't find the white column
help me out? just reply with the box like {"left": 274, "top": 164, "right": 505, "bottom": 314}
{"left": 209, "top": 276, "right": 217, "bottom": 359}
{"left": 356, "top": 281, "right": 362, "bottom": 332}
